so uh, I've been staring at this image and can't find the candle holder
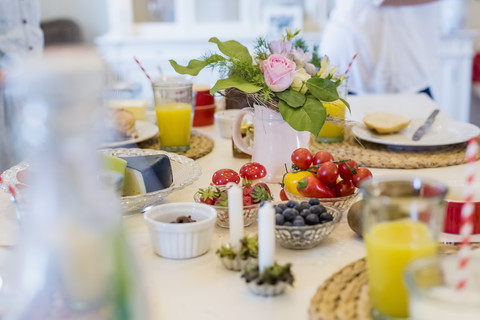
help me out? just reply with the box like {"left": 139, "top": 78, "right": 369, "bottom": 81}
{"left": 241, "top": 262, "right": 294, "bottom": 296}
{"left": 216, "top": 234, "right": 258, "bottom": 271}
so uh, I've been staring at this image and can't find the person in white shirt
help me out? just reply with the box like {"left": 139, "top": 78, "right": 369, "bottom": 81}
{"left": 321, "top": 0, "right": 440, "bottom": 97}
{"left": 0, "top": 0, "right": 44, "bottom": 171}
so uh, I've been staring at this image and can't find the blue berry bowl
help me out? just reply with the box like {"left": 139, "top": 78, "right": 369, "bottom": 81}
{"left": 274, "top": 203, "right": 342, "bottom": 250}
{"left": 283, "top": 188, "right": 358, "bottom": 213}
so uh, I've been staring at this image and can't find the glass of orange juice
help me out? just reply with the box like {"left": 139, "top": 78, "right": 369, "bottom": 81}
{"left": 360, "top": 176, "right": 448, "bottom": 320}
{"left": 316, "top": 78, "right": 348, "bottom": 143}
{"left": 152, "top": 79, "right": 193, "bottom": 152}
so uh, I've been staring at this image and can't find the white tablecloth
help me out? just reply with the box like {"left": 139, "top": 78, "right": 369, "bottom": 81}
{"left": 1, "top": 99, "right": 479, "bottom": 319}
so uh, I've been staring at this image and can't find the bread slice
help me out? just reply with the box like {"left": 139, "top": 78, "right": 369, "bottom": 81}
{"left": 363, "top": 112, "right": 411, "bottom": 134}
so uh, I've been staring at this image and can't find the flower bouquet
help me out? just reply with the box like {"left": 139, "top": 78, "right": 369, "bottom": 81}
{"left": 169, "top": 29, "right": 348, "bottom": 136}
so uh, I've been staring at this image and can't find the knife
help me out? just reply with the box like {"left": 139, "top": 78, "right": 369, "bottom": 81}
{"left": 412, "top": 109, "right": 440, "bottom": 141}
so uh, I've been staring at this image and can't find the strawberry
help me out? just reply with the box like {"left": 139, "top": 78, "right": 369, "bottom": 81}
{"left": 242, "top": 185, "right": 252, "bottom": 195}
{"left": 243, "top": 195, "right": 253, "bottom": 206}
{"left": 251, "top": 183, "right": 273, "bottom": 203}
{"left": 213, "top": 191, "right": 228, "bottom": 207}
{"left": 198, "top": 187, "right": 217, "bottom": 205}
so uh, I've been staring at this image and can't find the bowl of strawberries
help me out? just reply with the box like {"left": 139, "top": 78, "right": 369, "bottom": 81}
{"left": 194, "top": 163, "right": 273, "bottom": 228}
{"left": 281, "top": 148, "right": 372, "bottom": 213}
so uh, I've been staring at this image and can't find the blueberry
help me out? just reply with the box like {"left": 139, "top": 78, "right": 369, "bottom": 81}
{"left": 275, "top": 206, "right": 283, "bottom": 214}
{"left": 284, "top": 221, "right": 293, "bottom": 226}
{"left": 308, "top": 198, "right": 320, "bottom": 206}
{"left": 286, "top": 200, "right": 298, "bottom": 208}
{"left": 275, "top": 213, "right": 285, "bottom": 225}
{"left": 300, "top": 209, "right": 311, "bottom": 219}
{"left": 319, "top": 212, "right": 334, "bottom": 222}
{"left": 293, "top": 216, "right": 306, "bottom": 226}
{"left": 277, "top": 203, "right": 287, "bottom": 210}
{"left": 295, "top": 202, "right": 310, "bottom": 212}
{"left": 305, "top": 213, "right": 320, "bottom": 225}
{"left": 309, "top": 205, "right": 324, "bottom": 215}
{"left": 282, "top": 208, "right": 298, "bottom": 222}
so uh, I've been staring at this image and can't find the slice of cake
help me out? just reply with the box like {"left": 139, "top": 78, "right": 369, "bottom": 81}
{"left": 121, "top": 155, "right": 173, "bottom": 196}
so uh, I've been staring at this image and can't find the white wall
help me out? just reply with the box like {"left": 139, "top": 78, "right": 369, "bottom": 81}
{"left": 40, "top": 0, "right": 109, "bottom": 44}
{"left": 466, "top": 0, "right": 480, "bottom": 51}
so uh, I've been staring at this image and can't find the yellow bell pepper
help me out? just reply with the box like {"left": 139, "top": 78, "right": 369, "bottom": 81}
{"left": 283, "top": 171, "right": 316, "bottom": 196}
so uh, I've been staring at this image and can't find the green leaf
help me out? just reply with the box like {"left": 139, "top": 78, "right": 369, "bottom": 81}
{"left": 340, "top": 97, "right": 351, "bottom": 113}
{"left": 169, "top": 59, "right": 209, "bottom": 76}
{"left": 210, "top": 77, "right": 262, "bottom": 95}
{"left": 278, "top": 98, "right": 326, "bottom": 136}
{"left": 275, "top": 89, "right": 306, "bottom": 108}
{"left": 209, "top": 37, "right": 252, "bottom": 64}
{"left": 306, "top": 77, "right": 340, "bottom": 102}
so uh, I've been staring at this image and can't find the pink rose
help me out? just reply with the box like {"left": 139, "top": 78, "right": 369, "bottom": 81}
{"left": 261, "top": 54, "right": 297, "bottom": 92}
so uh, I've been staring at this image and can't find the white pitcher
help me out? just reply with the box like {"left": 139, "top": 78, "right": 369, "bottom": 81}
{"left": 232, "top": 104, "right": 311, "bottom": 183}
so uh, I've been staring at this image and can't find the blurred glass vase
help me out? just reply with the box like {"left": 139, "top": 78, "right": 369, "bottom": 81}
{"left": 2, "top": 48, "right": 146, "bottom": 320}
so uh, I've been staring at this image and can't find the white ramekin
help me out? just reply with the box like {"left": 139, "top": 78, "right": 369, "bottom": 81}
{"left": 144, "top": 202, "right": 216, "bottom": 259}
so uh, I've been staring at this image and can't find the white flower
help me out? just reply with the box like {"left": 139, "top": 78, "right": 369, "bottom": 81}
{"left": 291, "top": 68, "right": 311, "bottom": 94}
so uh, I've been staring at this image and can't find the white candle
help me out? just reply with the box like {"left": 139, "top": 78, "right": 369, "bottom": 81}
{"left": 258, "top": 201, "right": 275, "bottom": 272}
{"left": 228, "top": 183, "right": 244, "bottom": 251}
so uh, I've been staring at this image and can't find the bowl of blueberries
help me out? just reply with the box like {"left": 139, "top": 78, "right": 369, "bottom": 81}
{"left": 274, "top": 199, "right": 342, "bottom": 250}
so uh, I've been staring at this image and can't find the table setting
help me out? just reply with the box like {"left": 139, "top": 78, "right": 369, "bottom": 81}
{"left": 1, "top": 31, "right": 480, "bottom": 320}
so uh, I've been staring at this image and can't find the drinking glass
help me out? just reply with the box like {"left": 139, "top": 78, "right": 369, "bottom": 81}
{"left": 316, "top": 79, "right": 348, "bottom": 143}
{"left": 360, "top": 176, "right": 448, "bottom": 320}
{"left": 405, "top": 255, "right": 480, "bottom": 320}
{"left": 152, "top": 78, "right": 193, "bottom": 152}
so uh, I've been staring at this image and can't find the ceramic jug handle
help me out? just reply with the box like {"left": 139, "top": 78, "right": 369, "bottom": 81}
{"left": 232, "top": 107, "right": 254, "bottom": 155}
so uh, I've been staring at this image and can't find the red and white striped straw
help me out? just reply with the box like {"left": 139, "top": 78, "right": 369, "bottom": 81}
{"left": 133, "top": 56, "right": 153, "bottom": 84}
{"left": 344, "top": 53, "right": 358, "bottom": 75}
{"left": 456, "top": 137, "right": 478, "bottom": 291}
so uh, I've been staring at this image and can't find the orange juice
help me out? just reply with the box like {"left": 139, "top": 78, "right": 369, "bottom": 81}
{"left": 365, "top": 220, "right": 437, "bottom": 319}
{"left": 317, "top": 100, "right": 345, "bottom": 143}
{"left": 155, "top": 103, "right": 191, "bottom": 151}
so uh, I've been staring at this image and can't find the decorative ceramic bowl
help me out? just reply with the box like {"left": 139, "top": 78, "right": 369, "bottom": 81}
{"left": 0, "top": 148, "right": 202, "bottom": 215}
{"left": 193, "top": 192, "right": 259, "bottom": 228}
{"left": 246, "top": 281, "right": 287, "bottom": 296}
{"left": 275, "top": 204, "right": 342, "bottom": 249}
{"left": 283, "top": 188, "right": 359, "bottom": 213}
{"left": 220, "top": 256, "right": 258, "bottom": 271}
{"left": 144, "top": 202, "right": 216, "bottom": 259}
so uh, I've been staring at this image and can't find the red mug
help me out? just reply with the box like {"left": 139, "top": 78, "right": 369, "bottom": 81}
{"left": 444, "top": 200, "right": 480, "bottom": 234}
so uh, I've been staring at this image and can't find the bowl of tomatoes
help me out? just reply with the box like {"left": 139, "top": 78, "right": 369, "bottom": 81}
{"left": 282, "top": 148, "right": 372, "bottom": 212}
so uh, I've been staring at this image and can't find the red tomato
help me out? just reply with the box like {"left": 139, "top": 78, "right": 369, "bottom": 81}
{"left": 291, "top": 148, "right": 312, "bottom": 170}
{"left": 212, "top": 169, "right": 240, "bottom": 185}
{"left": 312, "top": 151, "right": 334, "bottom": 165}
{"left": 334, "top": 180, "right": 356, "bottom": 197}
{"left": 279, "top": 188, "right": 288, "bottom": 201}
{"left": 316, "top": 162, "right": 339, "bottom": 188}
{"left": 297, "top": 176, "right": 335, "bottom": 198}
{"left": 352, "top": 168, "right": 373, "bottom": 188}
{"left": 338, "top": 160, "right": 358, "bottom": 181}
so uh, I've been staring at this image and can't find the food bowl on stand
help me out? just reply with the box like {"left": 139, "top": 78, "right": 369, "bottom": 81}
{"left": 283, "top": 188, "right": 359, "bottom": 213}
{"left": 193, "top": 191, "right": 259, "bottom": 228}
{"left": 274, "top": 202, "right": 342, "bottom": 249}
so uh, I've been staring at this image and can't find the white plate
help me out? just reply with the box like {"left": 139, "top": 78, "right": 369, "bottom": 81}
{"left": 0, "top": 149, "right": 202, "bottom": 214}
{"left": 100, "top": 121, "right": 158, "bottom": 148}
{"left": 352, "top": 116, "right": 480, "bottom": 147}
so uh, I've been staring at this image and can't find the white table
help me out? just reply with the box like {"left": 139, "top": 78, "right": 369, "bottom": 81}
{"left": 1, "top": 113, "right": 479, "bottom": 319}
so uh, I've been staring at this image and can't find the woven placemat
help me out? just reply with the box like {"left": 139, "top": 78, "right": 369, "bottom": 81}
{"left": 308, "top": 242, "right": 480, "bottom": 320}
{"left": 309, "top": 126, "right": 479, "bottom": 169}
{"left": 137, "top": 131, "right": 214, "bottom": 160}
